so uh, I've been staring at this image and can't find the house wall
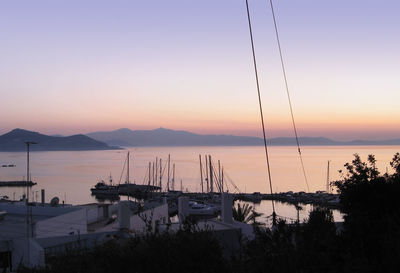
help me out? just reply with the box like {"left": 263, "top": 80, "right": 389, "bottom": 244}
{"left": 86, "top": 204, "right": 118, "bottom": 224}
{"left": 95, "top": 203, "right": 168, "bottom": 234}
{"left": 131, "top": 204, "right": 168, "bottom": 234}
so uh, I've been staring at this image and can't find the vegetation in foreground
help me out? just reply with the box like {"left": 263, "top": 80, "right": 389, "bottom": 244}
{"left": 20, "top": 154, "right": 400, "bottom": 273}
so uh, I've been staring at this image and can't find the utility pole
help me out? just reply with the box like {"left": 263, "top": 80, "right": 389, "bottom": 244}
{"left": 199, "top": 155, "right": 204, "bottom": 193}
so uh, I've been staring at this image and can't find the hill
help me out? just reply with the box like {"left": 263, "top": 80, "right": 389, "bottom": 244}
{"left": 0, "top": 129, "right": 119, "bottom": 151}
{"left": 87, "top": 128, "right": 400, "bottom": 147}
{"left": 87, "top": 128, "right": 264, "bottom": 147}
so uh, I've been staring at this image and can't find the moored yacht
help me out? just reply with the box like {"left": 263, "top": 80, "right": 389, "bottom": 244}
{"left": 188, "top": 201, "right": 218, "bottom": 216}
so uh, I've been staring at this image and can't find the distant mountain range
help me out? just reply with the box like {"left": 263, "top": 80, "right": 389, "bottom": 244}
{"left": 87, "top": 128, "right": 264, "bottom": 147}
{"left": 0, "top": 129, "right": 118, "bottom": 151}
{"left": 1, "top": 128, "right": 400, "bottom": 151}
{"left": 87, "top": 128, "right": 400, "bottom": 147}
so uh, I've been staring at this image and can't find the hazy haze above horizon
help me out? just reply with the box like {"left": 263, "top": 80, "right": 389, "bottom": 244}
{"left": 1, "top": 0, "right": 399, "bottom": 141}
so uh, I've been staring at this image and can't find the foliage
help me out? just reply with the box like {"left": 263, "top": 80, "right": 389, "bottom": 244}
{"left": 21, "top": 228, "right": 226, "bottom": 273}
{"left": 333, "top": 153, "right": 400, "bottom": 272}
{"left": 232, "top": 202, "right": 263, "bottom": 226}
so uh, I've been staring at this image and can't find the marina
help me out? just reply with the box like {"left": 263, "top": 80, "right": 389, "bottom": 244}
{"left": 1, "top": 145, "right": 398, "bottom": 206}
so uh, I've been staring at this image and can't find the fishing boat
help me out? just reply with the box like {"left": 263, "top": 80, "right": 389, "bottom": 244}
{"left": 90, "top": 175, "right": 118, "bottom": 195}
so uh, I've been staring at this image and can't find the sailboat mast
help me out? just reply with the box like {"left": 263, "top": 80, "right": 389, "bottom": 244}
{"left": 148, "top": 162, "right": 151, "bottom": 186}
{"left": 205, "top": 155, "right": 209, "bottom": 193}
{"left": 155, "top": 157, "right": 158, "bottom": 187}
{"left": 172, "top": 163, "right": 175, "bottom": 191}
{"left": 152, "top": 161, "right": 155, "bottom": 186}
{"left": 159, "top": 158, "right": 162, "bottom": 192}
{"left": 326, "top": 160, "right": 330, "bottom": 193}
{"left": 222, "top": 167, "right": 224, "bottom": 193}
{"left": 127, "top": 152, "right": 130, "bottom": 184}
{"left": 218, "top": 160, "right": 221, "bottom": 193}
{"left": 199, "top": 154, "right": 204, "bottom": 193}
{"left": 209, "top": 155, "right": 213, "bottom": 193}
{"left": 167, "top": 154, "right": 170, "bottom": 192}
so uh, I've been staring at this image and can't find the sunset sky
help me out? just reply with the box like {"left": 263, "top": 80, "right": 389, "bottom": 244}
{"left": 1, "top": 0, "right": 399, "bottom": 140}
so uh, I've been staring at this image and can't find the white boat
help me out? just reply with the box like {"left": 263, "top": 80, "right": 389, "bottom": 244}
{"left": 188, "top": 201, "right": 218, "bottom": 216}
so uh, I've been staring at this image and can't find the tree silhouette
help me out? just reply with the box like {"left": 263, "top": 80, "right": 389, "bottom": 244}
{"left": 232, "top": 202, "right": 263, "bottom": 225}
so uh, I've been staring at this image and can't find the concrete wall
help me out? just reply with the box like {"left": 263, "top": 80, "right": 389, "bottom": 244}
{"left": 35, "top": 209, "right": 87, "bottom": 238}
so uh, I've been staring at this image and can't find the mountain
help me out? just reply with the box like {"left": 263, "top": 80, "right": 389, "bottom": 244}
{"left": 3, "top": 128, "right": 398, "bottom": 150}
{"left": 87, "top": 128, "right": 400, "bottom": 147}
{"left": 0, "top": 129, "right": 119, "bottom": 151}
{"left": 267, "top": 137, "right": 338, "bottom": 146}
{"left": 86, "top": 128, "right": 331, "bottom": 147}
{"left": 87, "top": 128, "right": 264, "bottom": 147}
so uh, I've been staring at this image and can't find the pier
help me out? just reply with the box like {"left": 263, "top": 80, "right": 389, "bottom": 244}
{"left": 0, "top": 180, "right": 37, "bottom": 187}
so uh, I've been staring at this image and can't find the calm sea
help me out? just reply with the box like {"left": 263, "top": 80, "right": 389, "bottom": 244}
{"left": 1, "top": 145, "right": 399, "bottom": 222}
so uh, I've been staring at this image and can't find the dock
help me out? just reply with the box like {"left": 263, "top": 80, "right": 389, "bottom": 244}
{"left": 0, "top": 180, "right": 37, "bottom": 187}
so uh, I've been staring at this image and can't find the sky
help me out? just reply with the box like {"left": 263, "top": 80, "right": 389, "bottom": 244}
{"left": 0, "top": 0, "right": 399, "bottom": 141}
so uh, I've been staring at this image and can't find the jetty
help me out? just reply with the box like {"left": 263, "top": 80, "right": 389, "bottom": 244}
{"left": 0, "top": 180, "right": 37, "bottom": 187}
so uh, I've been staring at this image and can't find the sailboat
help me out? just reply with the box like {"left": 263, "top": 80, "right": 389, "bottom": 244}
{"left": 117, "top": 152, "right": 160, "bottom": 196}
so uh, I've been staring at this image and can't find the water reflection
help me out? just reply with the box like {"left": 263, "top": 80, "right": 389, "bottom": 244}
{"left": 236, "top": 200, "right": 344, "bottom": 226}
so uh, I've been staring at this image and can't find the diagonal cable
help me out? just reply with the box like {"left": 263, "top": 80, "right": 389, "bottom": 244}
{"left": 268, "top": 0, "right": 310, "bottom": 192}
{"left": 244, "top": 0, "right": 276, "bottom": 218}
